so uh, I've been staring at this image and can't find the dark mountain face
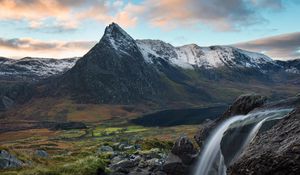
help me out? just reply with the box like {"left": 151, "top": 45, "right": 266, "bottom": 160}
{"left": 55, "top": 23, "right": 167, "bottom": 104}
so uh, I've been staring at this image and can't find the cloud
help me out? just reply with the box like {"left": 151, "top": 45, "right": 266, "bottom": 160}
{"left": 0, "top": 0, "right": 137, "bottom": 32}
{"left": 1, "top": 0, "right": 296, "bottom": 32}
{"left": 122, "top": 0, "right": 296, "bottom": 31}
{"left": 233, "top": 32, "right": 300, "bottom": 59}
{"left": 0, "top": 37, "right": 96, "bottom": 58}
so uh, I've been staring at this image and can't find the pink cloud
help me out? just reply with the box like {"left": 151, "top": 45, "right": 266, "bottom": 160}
{"left": 0, "top": 37, "right": 96, "bottom": 58}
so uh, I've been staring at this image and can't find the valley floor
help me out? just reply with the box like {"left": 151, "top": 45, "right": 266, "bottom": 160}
{"left": 0, "top": 106, "right": 201, "bottom": 175}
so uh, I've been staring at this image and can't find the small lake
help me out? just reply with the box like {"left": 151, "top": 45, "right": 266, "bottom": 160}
{"left": 130, "top": 105, "right": 228, "bottom": 127}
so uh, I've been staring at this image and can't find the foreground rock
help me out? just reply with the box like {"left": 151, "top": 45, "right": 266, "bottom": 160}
{"left": 0, "top": 150, "right": 23, "bottom": 169}
{"left": 229, "top": 107, "right": 300, "bottom": 174}
{"left": 194, "top": 94, "right": 267, "bottom": 147}
{"left": 108, "top": 146, "right": 167, "bottom": 175}
{"left": 162, "top": 136, "right": 198, "bottom": 175}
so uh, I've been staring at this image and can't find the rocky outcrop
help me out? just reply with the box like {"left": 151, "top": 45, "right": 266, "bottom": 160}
{"left": 0, "top": 96, "right": 14, "bottom": 111}
{"left": 229, "top": 107, "right": 300, "bottom": 175}
{"left": 162, "top": 136, "right": 198, "bottom": 175}
{"left": 106, "top": 143, "right": 167, "bottom": 175}
{"left": 0, "top": 150, "right": 23, "bottom": 169}
{"left": 194, "top": 94, "right": 267, "bottom": 147}
{"left": 220, "top": 94, "right": 267, "bottom": 120}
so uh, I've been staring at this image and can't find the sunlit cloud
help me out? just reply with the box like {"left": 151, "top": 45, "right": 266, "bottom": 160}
{"left": 0, "top": 0, "right": 137, "bottom": 32}
{"left": 233, "top": 32, "right": 300, "bottom": 60}
{"left": 0, "top": 37, "right": 96, "bottom": 58}
{"left": 122, "top": 0, "right": 291, "bottom": 31}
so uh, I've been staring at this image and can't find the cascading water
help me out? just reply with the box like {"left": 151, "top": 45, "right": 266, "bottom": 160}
{"left": 194, "top": 108, "right": 292, "bottom": 175}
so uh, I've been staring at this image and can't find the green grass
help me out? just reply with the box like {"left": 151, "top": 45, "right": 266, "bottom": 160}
{"left": 56, "top": 130, "right": 86, "bottom": 139}
{"left": 5, "top": 156, "right": 108, "bottom": 175}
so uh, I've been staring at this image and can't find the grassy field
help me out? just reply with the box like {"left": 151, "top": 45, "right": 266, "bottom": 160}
{"left": 0, "top": 109, "right": 200, "bottom": 175}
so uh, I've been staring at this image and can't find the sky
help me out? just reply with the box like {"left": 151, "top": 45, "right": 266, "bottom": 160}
{"left": 0, "top": 0, "right": 299, "bottom": 60}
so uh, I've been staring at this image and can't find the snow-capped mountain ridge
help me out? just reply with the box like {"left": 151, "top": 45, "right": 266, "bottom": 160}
{"left": 0, "top": 23, "right": 299, "bottom": 84}
{"left": 136, "top": 39, "right": 277, "bottom": 70}
{"left": 0, "top": 57, "right": 79, "bottom": 81}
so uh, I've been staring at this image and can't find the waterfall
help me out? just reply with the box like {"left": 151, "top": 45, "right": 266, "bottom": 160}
{"left": 194, "top": 108, "right": 292, "bottom": 175}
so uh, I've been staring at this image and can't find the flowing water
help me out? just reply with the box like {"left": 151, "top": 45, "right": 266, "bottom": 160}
{"left": 194, "top": 108, "right": 292, "bottom": 175}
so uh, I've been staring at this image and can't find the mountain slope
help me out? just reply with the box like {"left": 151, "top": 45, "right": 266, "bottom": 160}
{"left": 0, "top": 57, "right": 78, "bottom": 81}
{"left": 54, "top": 23, "right": 168, "bottom": 104}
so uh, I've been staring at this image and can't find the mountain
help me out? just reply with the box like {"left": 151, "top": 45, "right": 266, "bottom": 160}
{"left": 136, "top": 40, "right": 300, "bottom": 82}
{"left": 53, "top": 23, "right": 167, "bottom": 104}
{"left": 0, "top": 57, "right": 79, "bottom": 82}
{"left": 137, "top": 40, "right": 275, "bottom": 70}
{"left": 47, "top": 23, "right": 297, "bottom": 105}
{"left": 0, "top": 23, "right": 299, "bottom": 108}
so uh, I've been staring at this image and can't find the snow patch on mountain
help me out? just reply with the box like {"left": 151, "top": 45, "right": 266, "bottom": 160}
{"left": 0, "top": 57, "right": 79, "bottom": 80}
{"left": 285, "top": 67, "right": 300, "bottom": 74}
{"left": 136, "top": 39, "right": 277, "bottom": 71}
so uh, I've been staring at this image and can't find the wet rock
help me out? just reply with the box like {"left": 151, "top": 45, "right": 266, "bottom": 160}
{"left": 35, "top": 150, "right": 48, "bottom": 158}
{"left": 229, "top": 107, "right": 300, "bottom": 174}
{"left": 221, "top": 94, "right": 267, "bottom": 120}
{"left": 0, "top": 150, "right": 23, "bottom": 169}
{"left": 195, "top": 94, "right": 267, "bottom": 147}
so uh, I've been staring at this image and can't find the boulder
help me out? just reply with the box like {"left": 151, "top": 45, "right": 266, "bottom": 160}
{"left": 35, "top": 150, "right": 49, "bottom": 158}
{"left": 162, "top": 153, "right": 186, "bottom": 175}
{"left": 162, "top": 136, "right": 197, "bottom": 175}
{"left": 110, "top": 159, "right": 137, "bottom": 174}
{"left": 0, "top": 150, "right": 23, "bottom": 169}
{"left": 171, "top": 136, "right": 197, "bottom": 165}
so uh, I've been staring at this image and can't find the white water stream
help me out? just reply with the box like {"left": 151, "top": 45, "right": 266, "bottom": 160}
{"left": 194, "top": 108, "right": 292, "bottom": 175}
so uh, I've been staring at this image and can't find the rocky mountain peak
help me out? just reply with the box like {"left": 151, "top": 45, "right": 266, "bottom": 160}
{"left": 101, "top": 22, "right": 137, "bottom": 54}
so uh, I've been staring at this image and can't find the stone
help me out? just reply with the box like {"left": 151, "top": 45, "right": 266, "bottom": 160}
{"left": 162, "top": 153, "right": 186, "bottom": 175}
{"left": 35, "top": 150, "right": 48, "bottom": 158}
{"left": 110, "top": 159, "right": 136, "bottom": 173}
{"left": 98, "top": 145, "right": 114, "bottom": 153}
{"left": 171, "top": 136, "right": 198, "bottom": 165}
{"left": 146, "top": 158, "right": 161, "bottom": 167}
{"left": 0, "top": 150, "right": 23, "bottom": 169}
